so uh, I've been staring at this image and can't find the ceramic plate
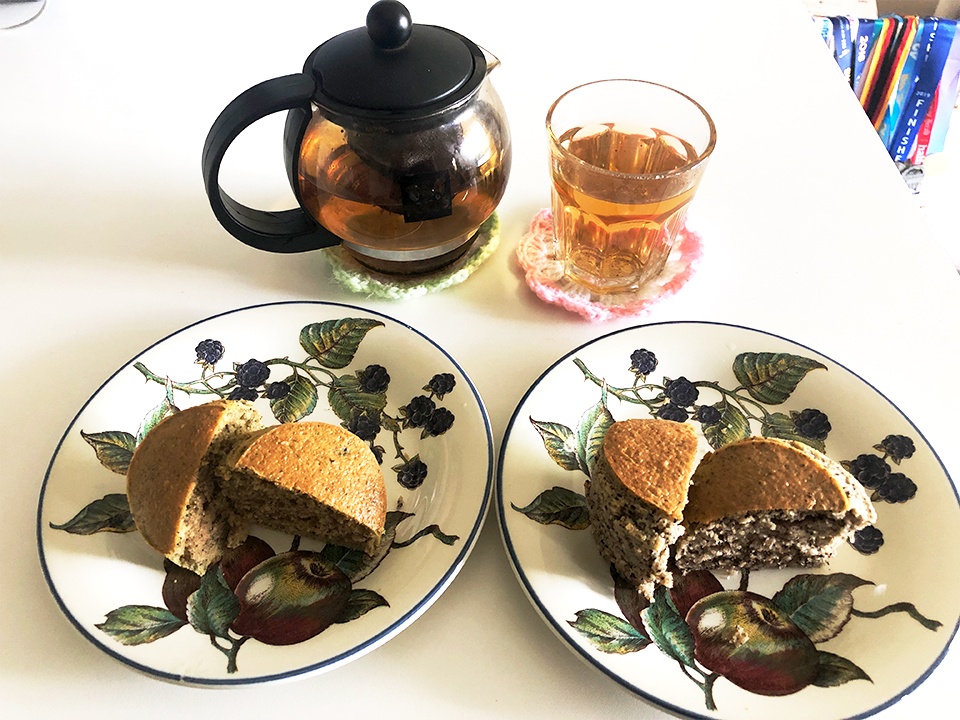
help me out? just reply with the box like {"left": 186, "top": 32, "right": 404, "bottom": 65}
{"left": 497, "top": 321, "right": 959, "bottom": 720}
{"left": 38, "top": 301, "right": 493, "bottom": 685}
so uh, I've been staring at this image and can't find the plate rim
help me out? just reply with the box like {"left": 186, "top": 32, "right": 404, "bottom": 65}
{"left": 495, "top": 319, "right": 959, "bottom": 720}
{"left": 36, "top": 299, "right": 494, "bottom": 686}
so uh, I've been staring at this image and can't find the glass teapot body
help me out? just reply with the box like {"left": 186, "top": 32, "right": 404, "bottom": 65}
{"left": 285, "top": 82, "right": 510, "bottom": 274}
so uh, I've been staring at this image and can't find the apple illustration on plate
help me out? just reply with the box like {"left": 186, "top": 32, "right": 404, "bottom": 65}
{"left": 219, "top": 535, "right": 276, "bottom": 591}
{"left": 686, "top": 590, "right": 819, "bottom": 696}
{"left": 231, "top": 550, "right": 352, "bottom": 646}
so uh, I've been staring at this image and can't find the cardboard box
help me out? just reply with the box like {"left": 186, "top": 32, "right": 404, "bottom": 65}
{"left": 876, "top": 1, "right": 960, "bottom": 18}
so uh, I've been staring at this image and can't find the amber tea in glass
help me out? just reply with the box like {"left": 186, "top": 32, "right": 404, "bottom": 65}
{"left": 547, "top": 80, "right": 716, "bottom": 294}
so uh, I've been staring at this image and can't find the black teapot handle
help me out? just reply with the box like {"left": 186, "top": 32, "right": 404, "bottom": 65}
{"left": 202, "top": 74, "right": 340, "bottom": 253}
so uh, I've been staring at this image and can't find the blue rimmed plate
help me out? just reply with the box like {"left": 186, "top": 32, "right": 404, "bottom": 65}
{"left": 38, "top": 301, "right": 493, "bottom": 685}
{"left": 497, "top": 321, "right": 958, "bottom": 720}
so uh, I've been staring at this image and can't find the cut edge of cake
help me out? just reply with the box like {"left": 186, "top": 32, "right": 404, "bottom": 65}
{"left": 673, "top": 436, "right": 877, "bottom": 573}
{"left": 584, "top": 418, "right": 700, "bottom": 600}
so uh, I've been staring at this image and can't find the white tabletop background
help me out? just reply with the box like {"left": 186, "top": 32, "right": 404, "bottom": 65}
{"left": 2, "top": 1, "right": 957, "bottom": 717}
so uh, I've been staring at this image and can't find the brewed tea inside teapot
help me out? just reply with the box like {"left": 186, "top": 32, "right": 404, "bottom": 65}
{"left": 202, "top": 0, "right": 511, "bottom": 275}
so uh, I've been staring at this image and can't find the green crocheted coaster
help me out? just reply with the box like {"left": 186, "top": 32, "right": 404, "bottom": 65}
{"left": 324, "top": 214, "right": 500, "bottom": 299}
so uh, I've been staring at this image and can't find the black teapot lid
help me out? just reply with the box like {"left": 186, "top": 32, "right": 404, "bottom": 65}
{"left": 306, "top": 1, "right": 486, "bottom": 123}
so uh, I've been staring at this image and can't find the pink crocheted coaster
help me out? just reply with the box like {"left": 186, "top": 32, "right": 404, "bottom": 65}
{"left": 515, "top": 209, "right": 703, "bottom": 321}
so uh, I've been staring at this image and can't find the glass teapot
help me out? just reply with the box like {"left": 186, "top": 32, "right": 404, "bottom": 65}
{"left": 202, "top": 1, "right": 511, "bottom": 275}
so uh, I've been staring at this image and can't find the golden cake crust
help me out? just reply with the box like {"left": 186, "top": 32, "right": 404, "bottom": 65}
{"left": 126, "top": 400, "right": 237, "bottom": 557}
{"left": 601, "top": 418, "right": 699, "bottom": 521}
{"left": 684, "top": 436, "right": 852, "bottom": 525}
{"left": 227, "top": 422, "right": 387, "bottom": 540}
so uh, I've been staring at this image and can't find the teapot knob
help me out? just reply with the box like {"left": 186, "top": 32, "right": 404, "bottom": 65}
{"left": 366, "top": 0, "right": 412, "bottom": 49}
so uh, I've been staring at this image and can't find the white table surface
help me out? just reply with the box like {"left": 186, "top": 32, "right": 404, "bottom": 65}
{"left": 2, "top": 1, "right": 958, "bottom": 718}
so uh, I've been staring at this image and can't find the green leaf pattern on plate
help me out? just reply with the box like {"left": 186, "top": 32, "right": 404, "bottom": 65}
{"left": 96, "top": 605, "right": 186, "bottom": 645}
{"left": 510, "top": 487, "right": 589, "bottom": 530}
{"left": 48, "top": 493, "right": 135, "bottom": 535}
{"left": 79, "top": 430, "right": 136, "bottom": 475}
{"left": 327, "top": 373, "right": 387, "bottom": 425}
{"left": 576, "top": 399, "right": 614, "bottom": 478}
{"left": 701, "top": 400, "right": 750, "bottom": 449}
{"left": 269, "top": 374, "right": 318, "bottom": 424}
{"left": 732, "top": 352, "right": 828, "bottom": 405}
{"left": 299, "top": 318, "right": 384, "bottom": 369}
{"left": 568, "top": 609, "right": 650, "bottom": 654}
{"left": 187, "top": 568, "right": 240, "bottom": 641}
{"left": 773, "top": 573, "right": 874, "bottom": 643}
{"left": 529, "top": 420, "right": 582, "bottom": 473}
{"left": 813, "top": 651, "right": 872, "bottom": 687}
{"left": 644, "top": 586, "right": 697, "bottom": 668}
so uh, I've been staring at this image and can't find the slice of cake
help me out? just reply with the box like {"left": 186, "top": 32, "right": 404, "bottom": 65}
{"left": 673, "top": 436, "right": 877, "bottom": 573}
{"left": 127, "top": 400, "right": 388, "bottom": 573}
{"left": 585, "top": 418, "right": 700, "bottom": 599}
{"left": 221, "top": 422, "right": 387, "bottom": 555}
{"left": 126, "top": 400, "right": 263, "bottom": 574}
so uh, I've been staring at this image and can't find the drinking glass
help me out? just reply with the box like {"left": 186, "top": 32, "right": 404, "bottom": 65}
{"left": 547, "top": 79, "right": 716, "bottom": 294}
